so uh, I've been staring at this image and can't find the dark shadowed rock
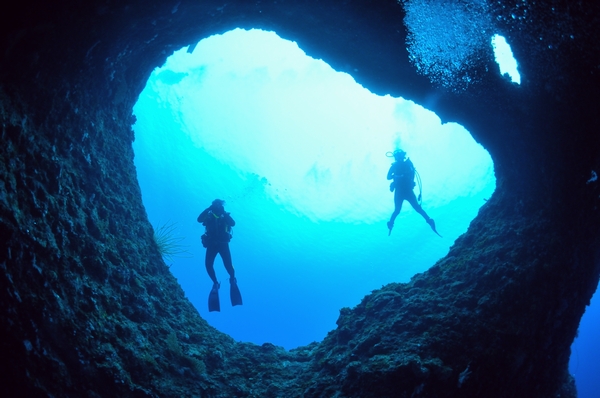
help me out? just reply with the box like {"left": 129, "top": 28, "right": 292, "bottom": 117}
{"left": 0, "top": 1, "right": 598, "bottom": 397}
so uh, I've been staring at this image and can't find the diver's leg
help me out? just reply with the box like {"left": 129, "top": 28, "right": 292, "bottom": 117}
{"left": 218, "top": 242, "right": 236, "bottom": 279}
{"left": 220, "top": 243, "right": 242, "bottom": 306}
{"left": 389, "top": 190, "right": 404, "bottom": 224}
{"left": 407, "top": 192, "right": 440, "bottom": 235}
{"left": 406, "top": 192, "right": 430, "bottom": 221}
{"left": 205, "top": 245, "right": 219, "bottom": 285}
{"left": 387, "top": 191, "right": 405, "bottom": 234}
{"left": 206, "top": 246, "right": 221, "bottom": 312}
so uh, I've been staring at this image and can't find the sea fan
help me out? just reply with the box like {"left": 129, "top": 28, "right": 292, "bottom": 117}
{"left": 153, "top": 221, "right": 191, "bottom": 264}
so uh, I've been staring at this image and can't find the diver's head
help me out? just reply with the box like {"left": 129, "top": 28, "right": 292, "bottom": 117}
{"left": 393, "top": 149, "right": 407, "bottom": 161}
{"left": 211, "top": 199, "right": 225, "bottom": 213}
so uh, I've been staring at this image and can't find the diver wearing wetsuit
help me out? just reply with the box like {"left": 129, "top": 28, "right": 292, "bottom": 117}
{"left": 386, "top": 150, "right": 439, "bottom": 236}
{"left": 198, "top": 199, "right": 235, "bottom": 285}
{"left": 198, "top": 199, "right": 242, "bottom": 310}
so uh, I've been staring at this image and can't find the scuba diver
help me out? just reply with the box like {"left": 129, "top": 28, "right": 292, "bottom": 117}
{"left": 197, "top": 199, "right": 243, "bottom": 312}
{"left": 386, "top": 149, "right": 441, "bottom": 237}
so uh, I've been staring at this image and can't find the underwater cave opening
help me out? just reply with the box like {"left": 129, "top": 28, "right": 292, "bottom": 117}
{"left": 131, "top": 28, "right": 496, "bottom": 350}
{"left": 491, "top": 34, "right": 521, "bottom": 84}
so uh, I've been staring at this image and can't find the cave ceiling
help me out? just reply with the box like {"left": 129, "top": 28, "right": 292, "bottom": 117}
{"left": 1, "top": 1, "right": 599, "bottom": 397}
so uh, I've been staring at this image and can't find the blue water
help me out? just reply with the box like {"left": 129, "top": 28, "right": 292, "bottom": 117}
{"left": 131, "top": 28, "right": 597, "bottom": 394}
{"left": 569, "top": 289, "right": 600, "bottom": 397}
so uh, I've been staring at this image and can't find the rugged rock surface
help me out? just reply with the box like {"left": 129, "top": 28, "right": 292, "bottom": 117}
{"left": 1, "top": 0, "right": 599, "bottom": 397}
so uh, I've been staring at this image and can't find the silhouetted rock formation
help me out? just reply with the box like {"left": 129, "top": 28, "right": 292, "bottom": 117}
{"left": 1, "top": 1, "right": 598, "bottom": 397}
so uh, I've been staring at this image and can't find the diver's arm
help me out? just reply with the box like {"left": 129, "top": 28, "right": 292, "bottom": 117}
{"left": 387, "top": 164, "right": 395, "bottom": 180}
{"left": 224, "top": 212, "right": 235, "bottom": 227}
{"left": 197, "top": 207, "right": 211, "bottom": 223}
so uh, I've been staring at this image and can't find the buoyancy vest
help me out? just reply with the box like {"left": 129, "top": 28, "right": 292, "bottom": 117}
{"left": 391, "top": 159, "right": 416, "bottom": 191}
{"left": 202, "top": 211, "right": 233, "bottom": 243}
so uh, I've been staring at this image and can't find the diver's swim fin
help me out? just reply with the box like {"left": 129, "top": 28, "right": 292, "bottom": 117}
{"left": 230, "top": 277, "right": 243, "bottom": 306}
{"left": 387, "top": 221, "right": 393, "bottom": 236}
{"left": 208, "top": 282, "right": 220, "bottom": 312}
{"left": 427, "top": 218, "right": 442, "bottom": 237}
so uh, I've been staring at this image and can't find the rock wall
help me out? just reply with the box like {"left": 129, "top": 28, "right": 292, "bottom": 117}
{"left": 1, "top": 0, "right": 599, "bottom": 397}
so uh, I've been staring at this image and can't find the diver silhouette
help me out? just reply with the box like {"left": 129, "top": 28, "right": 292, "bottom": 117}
{"left": 197, "top": 199, "right": 243, "bottom": 311}
{"left": 386, "top": 150, "right": 441, "bottom": 237}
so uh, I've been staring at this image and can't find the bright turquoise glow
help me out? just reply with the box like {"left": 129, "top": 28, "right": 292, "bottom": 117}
{"left": 133, "top": 29, "right": 496, "bottom": 349}
{"left": 491, "top": 34, "right": 521, "bottom": 84}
